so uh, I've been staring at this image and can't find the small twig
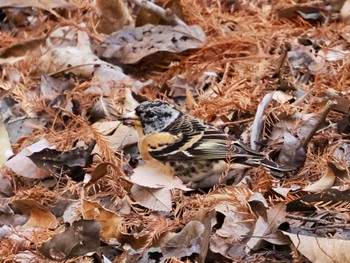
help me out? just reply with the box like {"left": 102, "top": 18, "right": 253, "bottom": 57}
{"left": 286, "top": 214, "right": 331, "bottom": 224}
{"left": 250, "top": 92, "right": 275, "bottom": 150}
{"left": 302, "top": 100, "right": 337, "bottom": 148}
{"left": 300, "top": 224, "right": 350, "bottom": 230}
{"left": 128, "top": 0, "right": 187, "bottom": 26}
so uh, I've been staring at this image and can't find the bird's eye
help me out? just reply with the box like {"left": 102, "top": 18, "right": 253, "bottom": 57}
{"left": 145, "top": 111, "right": 155, "bottom": 118}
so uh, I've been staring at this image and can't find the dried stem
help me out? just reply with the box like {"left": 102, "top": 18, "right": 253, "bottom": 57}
{"left": 128, "top": 0, "right": 187, "bottom": 26}
{"left": 302, "top": 100, "right": 337, "bottom": 148}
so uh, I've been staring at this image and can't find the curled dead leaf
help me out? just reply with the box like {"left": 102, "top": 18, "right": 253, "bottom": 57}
{"left": 303, "top": 164, "right": 336, "bottom": 193}
{"left": 283, "top": 231, "right": 350, "bottom": 263}
{"left": 82, "top": 199, "right": 122, "bottom": 244}
{"left": 101, "top": 24, "right": 207, "bottom": 64}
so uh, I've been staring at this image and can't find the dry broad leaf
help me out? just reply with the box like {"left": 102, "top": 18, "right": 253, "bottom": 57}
{"left": 101, "top": 24, "right": 207, "bottom": 64}
{"left": 210, "top": 202, "right": 252, "bottom": 259}
{"left": 283, "top": 231, "right": 350, "bottom": 263}
{"left": 130, "top": 184, "right": 172, "bottom": 212}
{"left": 162, "top": 221, "right": 205, "bottom": 259}
{"left": 5, "top": 139, "right": 52, "bottom": 179}
{"left": 82, "top": 199, "right": 122, "bottom": 244}
{"left": 130, "top": 164, "right": 192, "bottom": 191}
{"left": 0, "top": 0, "right": 77, "bottom": 11}
{"left": 246, "top": 202, "right": 289, "bottom": 252}
{"left": 303, "top": 164, "right": 336, "bottom": 193}
{"left": 11, "top": 199, "right": 58, "bottom": 229}
{"left": 0, "top": 116, "right": 11, "bottom": 166}
{"left": 39, "top": 219, "right": 100, "bottom": 260}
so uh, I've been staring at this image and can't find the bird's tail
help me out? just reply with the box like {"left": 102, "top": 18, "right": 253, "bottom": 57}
{"left": 230, "top": 140, "right": 295, "bottom": 173}
{"left": 259, "top": 158, "right": 295, "bottom": 172}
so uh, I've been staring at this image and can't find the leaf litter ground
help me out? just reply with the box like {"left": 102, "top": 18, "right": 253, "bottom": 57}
{"left": 1, "top": 0, "right": 350, "bottom": 262}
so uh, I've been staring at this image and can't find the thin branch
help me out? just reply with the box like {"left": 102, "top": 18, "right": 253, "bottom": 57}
{"left": 302, "top": 100, "right": 337, "bottom": 148}
{"left": 250, "top": 92, "right": 275, "bottom": 150}
{"left": 128, "top": 0, "right": 187, "bottom": 26}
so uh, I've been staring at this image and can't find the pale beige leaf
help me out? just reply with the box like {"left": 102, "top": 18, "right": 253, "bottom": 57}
{"left": 303, "top": 165, "right": 336, "bottom": 193}
{"left": 283, "top": 231, "right": 350, "bottom": 263}
{"left": 130, "top": 164, "right": 192, "bottom": 191}
{"left": 341, "top": 0, "right": 350, "bottom": 23}
{"left": 93, "top": 121, "right": 138, "bottom": 151}
{"left": 130, "top": 184, "right": 172, "bottom": 212}
{"left": 246, "top": 202, "right": 287, "bottom": 252}
{"left": 123, "top": 88, "right": 140, "bottom": 113}
{"left": 210, "top": 202, "right": 252, "bottom": 257}
{"left": 0, "top": 0, "right": 76, "bottom": 10}
{"left": 5, "top": 139, "right": 52, "bottom": 179}
{"left": 0, "top": 116, "right": 11, "bottom": 166}
{"left": 162, "top": 221, "right": 205, "bottom": 258}
{"left": 102, "top": 24, "right": 207, "bottom": 64}
{"left": 272, "top": 91, "right": 293, "bottom": 104}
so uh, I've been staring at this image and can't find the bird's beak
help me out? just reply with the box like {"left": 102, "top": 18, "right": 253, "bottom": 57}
{"left": 119, "top": 111, "right": 142, "bottom": 126}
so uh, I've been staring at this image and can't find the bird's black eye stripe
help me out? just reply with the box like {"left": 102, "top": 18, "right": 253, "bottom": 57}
{"left": 145, "top": 111, "right": 155, "bottom": 118}
{"left": 163, "top": 112, "right": 172, "bottom": 118}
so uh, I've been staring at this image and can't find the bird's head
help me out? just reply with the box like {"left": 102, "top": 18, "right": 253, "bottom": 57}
{"left": 120, "top": 100, "right": 182, "bottom": 135}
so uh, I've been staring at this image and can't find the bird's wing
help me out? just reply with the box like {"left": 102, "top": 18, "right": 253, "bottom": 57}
{"left": 144, "top": 115, "right": 263, "bottom": 161}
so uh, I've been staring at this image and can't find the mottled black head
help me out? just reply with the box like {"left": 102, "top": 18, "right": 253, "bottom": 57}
{"left": 135, "top": 100, "right": 182, "bottom": 134}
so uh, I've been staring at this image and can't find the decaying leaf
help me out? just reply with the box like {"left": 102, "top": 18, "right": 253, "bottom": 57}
{"left": 0, "top": 37, "right": 44, "bottom": 59}
{"left": 286, "top": 189, "right": 350, "bottom": 212}
{"left": 84, "top": 162, "right": 116, "bottom": 186}
{"left": 0, "top": 172, "right": 13, "bottom": 197}
{"left": 130, "top": 184, "right": 172, "bottom": 212}
{"left": 39, "top": 219, "right": 100, "bottom": 260}
{"left": 130, "top": 164, "right": 192, "bottom": 191}
{"left": 28, "top": 141, "right": 95, "bottom": 181}
{"left": 37, "top": 27, "right": 141, "bottom": 92}
{"left": 277, "top": 5, "right": 325, "bottom": 22}
{"left": 5, "top": 139, "right": 52, "bottom": 179}
{"left": 277, "top": 132, "right": 306, "bottom": 168}
{"left": 0, "top": 115, "right": 11, "bottom": 166}
{"left": 92, "top": 121, "right": 138, "bottom": 151}
{"left": 11, "top": 199, "right": 58, "bottom": 229}
{"left": 0, "top": 0, "right": 77, "bottom": 11}
{"left": 246, "top": 202, "right": 289, "bottom": 252}
{"left": 162, "top": 221, "right": 205, "bottom": 258}
{"left": 101, "top": 24, "right": 207, "bottom": 64}
{"left": 283, "top": 231, "right": 350, "bottom": 263}
{"left": 303, "top": 164, "right": 336, "bottom": 193}
{"left": 272, "top": 91, "right": 293, "bottom": 104}
{"left": 82, "top": 199, "right": 122, "bottom": 244}
{"left": 210, "top": 202, "right": 252, "bottom": 259}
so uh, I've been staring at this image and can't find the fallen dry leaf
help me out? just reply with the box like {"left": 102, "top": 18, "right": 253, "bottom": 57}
{"left": 0, "top": 116, "right": 11, "bottom": 166}
{"left": 162, "top": 221, "right": 205, "bottom": 259}
{"left": 303, "top": 163, "right": 336, "bottom": 193}
{"left": 11, "top": 199, "right": 58, "bottom": 229}
{"left": 5, "top": 139, "right": 52, "bottom": 179}
{"left": 82, "top": 199, "right": 122, "bottom": 244}
{"left": 39, "top": 219, "right": 100, "bottom": 260}
{"left": 210, "top": 202, "right": 252, "bottom": 259}
{"left": 286, "top": 189, "right": 350, "bottom": 212}
{"left": 130, "top": 164, "right": 192, "bottom": 191}
{"left": 101, "top": 24, "right": 207, "bottom": 64}
{"left": 246, "top": 202, "right": 288, "bottom": 252}
{"left": 0, "top": 0, "right": 76, "bottom": 11}
{"left": 130, "top": 184, "right": 172, "bottom": 212}
{"left": 283, "top": 231, "right": 350, "bottom": 263}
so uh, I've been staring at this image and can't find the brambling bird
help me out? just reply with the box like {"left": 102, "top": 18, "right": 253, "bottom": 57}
{"left": 120, "top": 100, "right": 294, "bottom": 188}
